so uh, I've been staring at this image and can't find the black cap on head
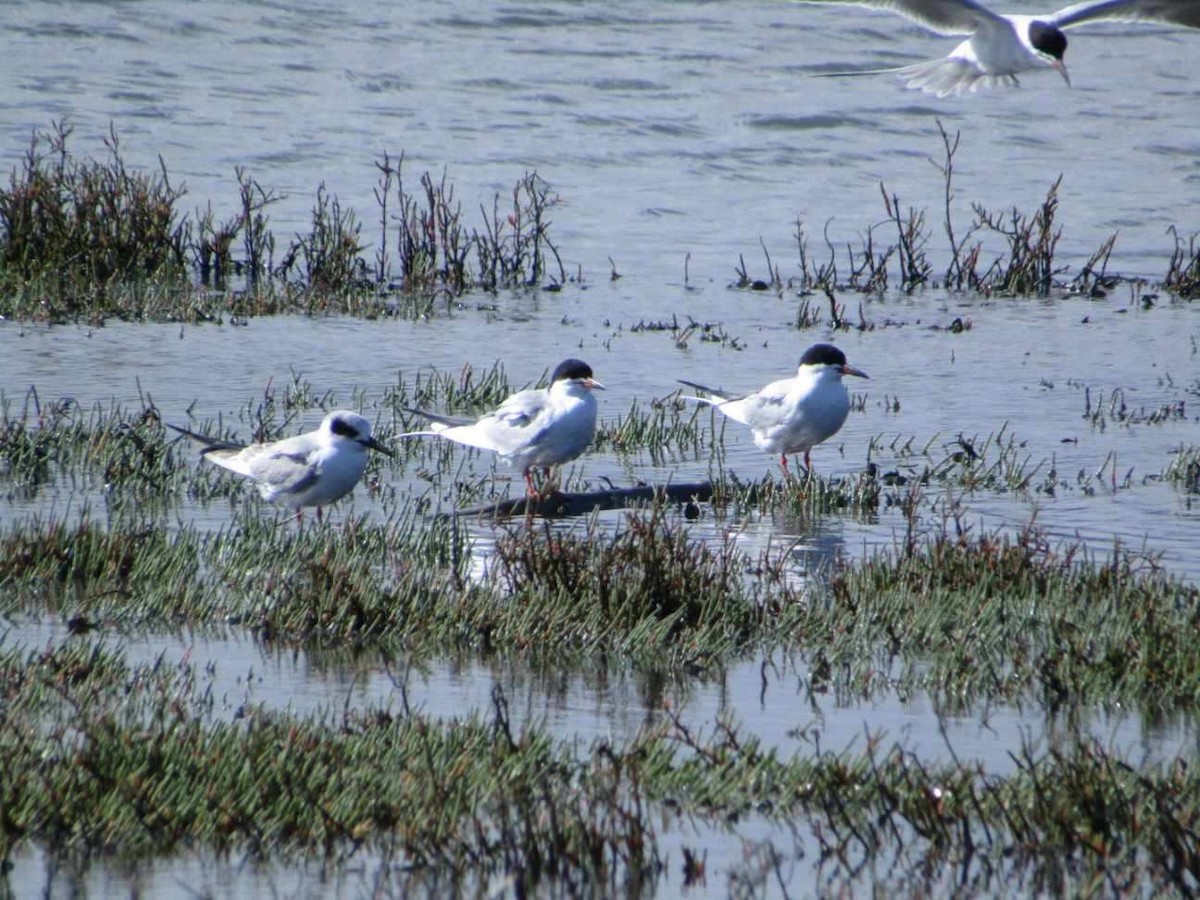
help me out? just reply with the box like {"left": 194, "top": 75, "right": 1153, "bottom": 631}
{"left": 1028, "top": 21, "right": 1067, "bottom": 61}
{"left": 551, "top": 358, "right": 594, "bottom": 382}
{"left": 799, "top": 343, "right": 848, "bottom": 368}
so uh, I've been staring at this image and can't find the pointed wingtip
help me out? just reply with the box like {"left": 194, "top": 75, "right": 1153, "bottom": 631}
{"left": 167, "top": 422, "right": 245, "bottom": 453}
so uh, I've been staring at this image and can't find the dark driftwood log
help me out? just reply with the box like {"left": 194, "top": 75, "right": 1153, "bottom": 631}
{"left": 453, "top": 481, "right": 715, "bottom": 520}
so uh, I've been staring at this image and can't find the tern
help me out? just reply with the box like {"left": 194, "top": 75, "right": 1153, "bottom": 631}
{"left": 795, "top": 0, "right": 1200, "bottom": 96}
{"left": 401, "top": 358, "right": 604, "bottom": 496}
{"left": 168, "top": 409, "right": 391, "bottom": 517}
{"left": 680, "top": 343, "right": 868, "bottom": 476}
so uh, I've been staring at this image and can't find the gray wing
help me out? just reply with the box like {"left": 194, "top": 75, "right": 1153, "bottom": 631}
{"left": 790, "top": 0, "right": 1003, "bottom": 34}
{"left": 229, "top": 446, "right": 319, "bottom": 496}
{"left": 487, "top": 387, "right": 549, "bottom": 430}
{"left": 474, "top": 389, "right": 553, "bottom": 452}
{"left": 737, "top": 384, "right": 798, "bottom": 432}
{"left": 418, "top": 387, "right": 555, "bottom": 456}
{"left": 1049, "top": 0, "right": 1200, "bottom": 28}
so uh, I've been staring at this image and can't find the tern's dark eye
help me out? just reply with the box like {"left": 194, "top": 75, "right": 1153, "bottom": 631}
{"left": 330, "top": 417, "right": 360, "bottom": 440}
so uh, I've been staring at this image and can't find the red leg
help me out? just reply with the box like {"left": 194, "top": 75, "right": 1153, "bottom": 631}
{"left": 780, "top": 454, "right": 790, "bottom": 477}
{"left": 524, "top": 469, "right": 537, "bottom": 496}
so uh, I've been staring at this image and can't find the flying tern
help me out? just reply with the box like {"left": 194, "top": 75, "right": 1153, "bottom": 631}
{"left": 796, "top": 0, "right": 1200, "bottom": 96}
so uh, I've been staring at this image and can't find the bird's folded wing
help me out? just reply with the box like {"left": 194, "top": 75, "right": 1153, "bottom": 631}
{"left": 243, "top": 449, "right": 315, "bottom": 489}
{"left": 740, "top": 390, "right": 795, "bottom": 430}
{"left": 490, "top": 389, "right": 546, "bottom": 427}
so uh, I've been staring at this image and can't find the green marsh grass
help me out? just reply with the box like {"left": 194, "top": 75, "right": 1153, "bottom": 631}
{"left": 592, "top": 396, "right": 709, "bottom": 462}
{"left": 6, "top": 119, "right": 1198, "bottom": 326}
{"left": 486, "top": 507, "right": 806, "bottom": 665}
{"left": 814, "top": 523, "right": 1200, "bottom": 713}
{"left": 0, "top": 122, "right": 189, "bottom": 304}
{"left": 1, "top": 472, "right": 1200, "bottom": 893}
{"left": 0, "top": 123, "right": 566, "bottom": 321}
{"left": 628, "top": 315, "right": 745, "bottom": 352}
{"left": 0, "top": 393, "right": 184, "bottom": 504}
{"left": 0, "top": 503, "right": 803, "bottom": 660}
{"left": 386, "top": 360, "right": 514, "bottom": 422}
{"left": 866, "top": 426, "right": 1064, "bottom": 496}
{"left": 2, "top": 635, "right": 1199, "bottom": 895}
{"left": 782, "top": 121, "right": 1194, "bottom": 304}
{"left": 649, "top": 712, "right": 1200, "bottom": 897}
{"left": 1165, "top": 225, "right": 1200, "bottom": 299}
{"left": 1165, "top": 446, "right": 1200, "bottom": 494}
{"left": 705, "top": 468, "right": 883, "bottom": 521}
{"left": 1083, "top": 386, "right": 1189, "bottom": 430}
{"left": 0, "top": 653, "right": 662, "bottom": 893}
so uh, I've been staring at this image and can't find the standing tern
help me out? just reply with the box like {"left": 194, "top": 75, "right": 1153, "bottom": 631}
{"left": 680, "top": 343, "right": 868, "bottom": 476}
{"left": 795, "top": 0, "right": 1200, "bottom": 96}
{"left": 168, "top": 409, "right": 391, "bottom": 518}
{"left": 401, "top": 358, "right": 604, "bottom": 496}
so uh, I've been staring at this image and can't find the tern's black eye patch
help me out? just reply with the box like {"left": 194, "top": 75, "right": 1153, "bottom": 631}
{"left": 330, "top": 417, "right": 361, "bottom": 440}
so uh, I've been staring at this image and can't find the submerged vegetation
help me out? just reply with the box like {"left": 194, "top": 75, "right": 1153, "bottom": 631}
{"left": 749, "top": 122, "right": 1200, "bottom": 313}
{"left": 1, "top": 501, "right": 1198, "bottom": 894}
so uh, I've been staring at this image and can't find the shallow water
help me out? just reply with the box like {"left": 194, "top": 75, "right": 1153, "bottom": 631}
{"left": 4, "top": 287, "right": 1198, "bottom": 577}
{"left": 4, "top": 617, "right": 1193, "bottom": 897}
{"left": 2, "top": 0, "right": 1200, "bottom": 894}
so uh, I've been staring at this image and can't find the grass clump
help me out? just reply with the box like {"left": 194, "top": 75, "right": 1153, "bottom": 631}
{"left": 810, "top": 522, "right": 1200, "bottom": 713}
{"left": 592, "top": 396, "right": 710, "bottom": 461}
{"left": 0, "top": 513, "right": 473, "bottom": 643}
{"left": 0, "top": 659, "right": 661, "bottom": 894}
{"left": 1165, "top": 226, "right": 1200, "bottom": 299}
{"left": 1166, "top": 446, "right": 1200, "bottom": 494}
{"left": 387, "top": 360, "right": 514, "bottom": 421}
{"left": 0, "top": 123, "right": 568, "bottom": 322}
{"left": 0, "top": 121, "right": 189, "bottom": 315}
{"left": 646, "top": 714, "right": 1200, "bottom": 897}
{"left": 707, "top": 467, "right": 883, "bottom": 519}
{"left": 3, "top": 639, "right": 1198, "bottom": 896}
{"left": 865, "top": 426, "right": 1068, "bottom": 496}
{"left": 0, "top": 392, "right": 181, "bottom": 504}
{"left": 780, "top": 121, "right": 1187, "bottom": 303}
{"left": 0, "top": 504, "right": 806, "bottom": 663}
{"left": 486, "top": 507, "right": 801, "bottom": 664}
